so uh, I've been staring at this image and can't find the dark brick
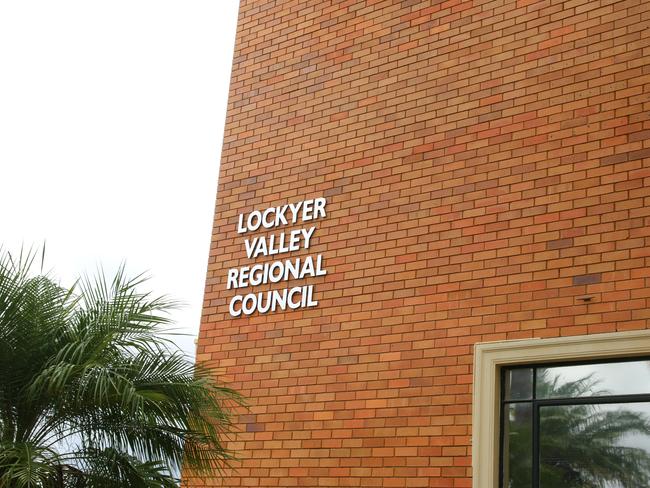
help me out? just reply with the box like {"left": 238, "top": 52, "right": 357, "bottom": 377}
{"left": 600, "top": 153, "right": 628, "bottom": 165}
{"left": 629, "top": 130, "right": 650, "bottom": 142}
{"left": 547, "top": 238, "right": 573, "bottom": 250}
{"left": 246, "top": 423, "right": 265, "bottom": 432}
{"left": 630, "top": 148, "right": 650, "bottom": 160}
{"left": 573, "top": 274, "right": 602, "bottom": 286}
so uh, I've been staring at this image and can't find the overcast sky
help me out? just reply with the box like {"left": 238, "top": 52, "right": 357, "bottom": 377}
{"left": 0, "top": 1, "right": 240, "bottom": 356}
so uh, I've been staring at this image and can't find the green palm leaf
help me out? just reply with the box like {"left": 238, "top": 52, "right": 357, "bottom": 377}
{"left": 0, "top": 247, "right": 242, "bottom": 487}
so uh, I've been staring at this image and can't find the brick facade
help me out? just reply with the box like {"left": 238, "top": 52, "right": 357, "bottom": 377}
{"left": 186, "top": 0, "right": 650, "bottom": 486}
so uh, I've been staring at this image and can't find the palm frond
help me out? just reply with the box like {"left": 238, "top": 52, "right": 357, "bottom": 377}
{"left": 0, "top": 247, "right": 243, "bottom": 487}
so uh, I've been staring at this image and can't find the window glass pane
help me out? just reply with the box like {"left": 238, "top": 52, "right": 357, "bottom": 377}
{"left": 504, "top": 367, "right": 533, "bottom": 401}
{"left": 502, "top": 403, "right": 532, "bottom": 488}
{"left": 536, "top": 359, "right": 650, "bottom": 399}
{"left": 539, "top": 402, "right": 650, "bottom": 487}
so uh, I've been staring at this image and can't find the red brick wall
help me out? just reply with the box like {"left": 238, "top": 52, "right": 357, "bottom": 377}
{"left": 186, "top": 0, "right": 650, "bottom": 486}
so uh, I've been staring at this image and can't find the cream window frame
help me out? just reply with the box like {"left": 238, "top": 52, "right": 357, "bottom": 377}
{"left": 471, "top": 329, "right": 650, "bottom": 488}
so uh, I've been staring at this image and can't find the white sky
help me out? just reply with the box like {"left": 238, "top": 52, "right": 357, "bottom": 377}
{"left": 0, "top": 1, "right": 240, "bottom": 356}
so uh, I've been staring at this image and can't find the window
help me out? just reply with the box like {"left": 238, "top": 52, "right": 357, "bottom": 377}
{"left": 472, "top": 330, "right": 650, "bottom": 488}
{"left": 501, "top": 359, "right": 650, "bottom": 488}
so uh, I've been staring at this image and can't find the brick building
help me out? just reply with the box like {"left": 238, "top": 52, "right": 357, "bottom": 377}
{"left": 185, "top": 0, "right": 650, "bottom": 486}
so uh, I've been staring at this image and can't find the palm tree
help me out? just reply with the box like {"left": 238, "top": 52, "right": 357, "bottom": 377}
{"left": 0, "top": 249, "right": 242, "bottom": 487}
{"left": 506, "top": 371, "right": 650, "bottom": 488}
{"left": 540, "top": 403, "right": 650, "bottom": 487}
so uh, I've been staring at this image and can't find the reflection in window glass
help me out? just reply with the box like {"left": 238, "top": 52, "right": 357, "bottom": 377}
{"left": 539, "top": 403, "right": 650, "bottom": 488}
{"left": 504, "top": 368, "right": 533, "bottom": 401}
{"left": 501, "top": 358, "right": 650, "bottom": 488}
{"left": 502, "top": 403, "right": 532, "bottom": 488}
{"left": 536, "top": 360, "right": 650, "bottom": 399}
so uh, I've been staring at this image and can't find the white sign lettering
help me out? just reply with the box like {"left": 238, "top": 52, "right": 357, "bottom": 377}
{"left": 227, "top": 198, "right": 327, "bottom": 317}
